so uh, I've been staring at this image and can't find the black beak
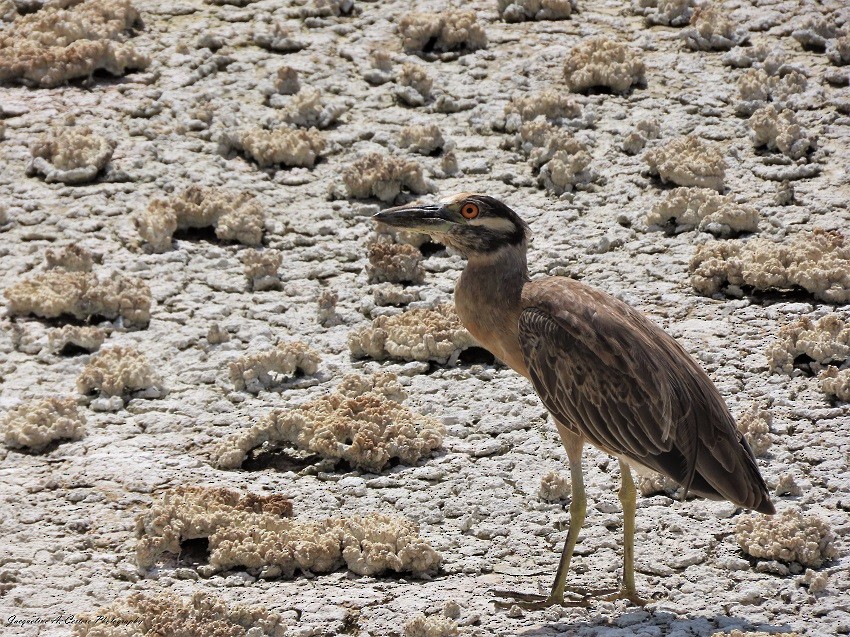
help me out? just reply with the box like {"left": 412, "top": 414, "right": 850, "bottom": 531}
{"left": 372, "top": 202, "right": 458, "bottom": 232}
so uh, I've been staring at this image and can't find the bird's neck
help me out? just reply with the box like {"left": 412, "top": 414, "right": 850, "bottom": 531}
{"left": 454, "top": 244, "right": 530, "bottom": 375}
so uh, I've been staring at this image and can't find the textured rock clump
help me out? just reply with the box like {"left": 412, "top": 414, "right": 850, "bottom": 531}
{"left": 645, "top": 135, "right": 726, "bottom": 190}
{"left": 72, "top": 591, "right": 290, "bottom": 637}
{"left": 749, "top": 105, "right": 816, "bottom": 160}
{"left": 138, "top": 186, "right": 265, "bottom": 252}
{"left": 690, "top": 229, "right": 850, "bottom": 303}
{"left": 367, "top": 241, "right": 425, "bottom": 284}
{"left": 77, "top": 346, "right": 160, "bottom": 398}
{"left": 4, "top": 271, "right": 152, "bottom": 327}
{"left": 819, "top": 367, "right": 850, "bottom": 402}
{"left": 633, "top": 0, "right": 693, "bottom": 27}
{"left": 349, "top": 303, "right": 478, "bottom": 364}
{"left": 404, "top": 613, "right": 459, "bottom": 637}
{"left": 826, "top": 33, "right": 850, "bottom": 66}
{"left": 765, "top": 314, "right": 850, "bottom": 374}
{"left": 737, "top": 68, "right": 807, "bottom": 116}
{"left": 563, "top": 37, "right": 645, "bottom": 93}
{"left": 45, "top": 244, "right": 95, "bottom": 272}
{"left": 0, "top": 0, "right": 149, "bottom": 87}
{"left": 1, "top": 397, "right": 85, "bottom": 452}
{"left": 343, "top": 153, "right": 435, "bottom": 202}
{"left": 228, "top": 341, "right": 320, "bottom": 393}
{"left": 682, "top": 3, "right": 747, "bottom": 51}
{"left": 509, "top": 120, "right": 593, "bottom": 194}
{"left": 398, "top": 123, "right": 445, "bottom": 155}
{"left": 397, "top": 10, "right": 487, "bottom": 54}
{"left": 646, "top": 187, "right": 758, "bottom": 237}
{"left": 497, "top": 0, "right": 575, "bottom": 23}
{"left": 242, "top": 249, "right": 282, "bottom": 291}
{"left": 49, "top": 325, "right": 107, "bottom": 354}
{"left": 136, "top": 484, "right": 441, "bottom": 577}
{"left": 736, "top": 405, "right": 773, "bottom": 457}
{"left": 538, "top": 470, "right": 571, "bottom": 501}
{"left": 735, "top": 509, "right": 837, "bottom": 568}
{"left": 26, "top": 126, "right": 115, "bottom": 184}
{"left": 222, "top": 127, "right": 325, "bottom": 168}
{"left": 503, "top": 90, "right": 582, "bottom": 130}
{"left": 212, "top": 372, "right": 444, "bottom": 472}
{"left": 275, "top": 87, "right": 348, "bottom": 129}
{"left": 395, "top": 63, "right": 433, "bottom": 106}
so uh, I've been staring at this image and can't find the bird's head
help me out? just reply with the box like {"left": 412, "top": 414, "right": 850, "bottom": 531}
{"left": 372, "top": 193, "right": 530, "bottom": 257}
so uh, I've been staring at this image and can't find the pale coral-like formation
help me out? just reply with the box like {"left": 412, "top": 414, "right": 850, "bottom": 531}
{"left": 137, "top": 186, "right": 265, "bottom": 253}
{"left": 737, "top": 68, "right": 807, "bottom": 116}
{"left": 275, "top": 87, "right": 347, "bottom": 129}
{"left": 749, "top": 105, "right": 816, "bottom": 160}
{"left": 826, "top": 33, "right": 850, "bottom": 66}
{"left": 508, "top": 120, "right": 593, "bottom": 194}
{"left": 4, "top": 271, "right": 151, "bottom": 327}
{"left": 791, "top": 15, "right": 837, "bottom": 51}
{"left": 633, "top": 0, "right": 693, "bottom": 26}
{"left": 1, "top": 397, "right": 85, "bottom": 452}
{"left": 682, "top": 3, "right": 747, "bottom": 51}
{"left": 77, "top": 346, "right": 160, "bottom": 397}
{"left": 690, "top": 230, "right": 850, "bottom": 303}
{"left": 349, "top": 303, "right": 477, "bottom": 364}
{"left": 45, "top": 244, "right": 95, "bottom": 272}
{"left": 538, "top": 470, "right": 571, "bottom": 501}
{"left": 404, "top": 613, "right": 459, "bottom": 637}
{"left": 343, "top": 153, "right": 435, "bottom": 203}
{"left": 207, "top": 323, "right": 231, "bottom": 344}
{"left": 819, "top": 367, "right": 850, "bottom": 402}
{"left": 646, "top": 187, "right": 759, "bottom": 237}
{"left": 398, "top": 123, "right": 445, "bottom": 155}
{"left": 49, "top": 325, "right": 107, "bottom": 354}
{"left": 252, "top": 21, "right": 308, "bottom": 52}
{"left": 212, "top": 372, "right": 444, "bottom": 472}
{"left": 735, "top": 509, "right": 837, "bottom": 568}
{"left": 0, "top": 0, "right": 149, "bottom": 87}
{"left": 801, "top": 568, "right": 829, "bottom": 594}
{"left": 736, "top": 404, "right": 773, "bottom": 456}
{"left": 504, "top": 90, "right": 582, "bottom": 124}
{"left": 645, "top": 135, "right": 726, "bottom": 190}
{"left": 136, "top": 484, "right": 441, "bottom": 577}
{"left": 622, "top": 118, "right": 660, "bottom": 155}
{"left": 316, "top": 289, "right": 342, "bottom": 327}
{"left": 497, "top": 0, "right": 575, "bottom": 23}
{"left": 367, "top": 241, "right": 425, "bottom": 284}
{"left": 242, "top": 249, "right": 281, "bottom": 291}
{"left": 775, "top": 473, "right": 802, "bottom": 497}
{"left": 636, "top": 472, "right": 679, "bottom": 497}
{"left": 563, "top": 37, "right": 645, "bottom": 93}
{"left": 766, "top": 314, "right": 850, "bottom": 374}
{"left": 271, "top": 66, "right": 300, "bottom": 95}
{"left": 26, "top": 126, "right": 114, "bottom": 184}
{"left": 222, "top": 127, "right": 325, "bottom": 168}
{"left": 395, "top": 63, "right": 433, "bottom": 106}
{"left": 228, "top": 341, "right": 320, "bottom": 393}
{"left": 398, "top": 10, "right": 487, "bottom": 54}
{"left": 297, "top": 0, "right": 356, "bottom": 18}
{"left": 72, "top": 591, "right": 290, "bottom": 637}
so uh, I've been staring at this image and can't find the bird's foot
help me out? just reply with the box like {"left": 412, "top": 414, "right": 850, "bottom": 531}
{"left": 491, "top": 586, "right": 618, "bottom": 610}
{"left": 600, "top": 588, "right": 650, "bottom": 607}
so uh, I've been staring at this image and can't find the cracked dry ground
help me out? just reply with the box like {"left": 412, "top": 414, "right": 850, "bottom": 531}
{"left": 1, "top": 0, "right": 849, "bottom": 636}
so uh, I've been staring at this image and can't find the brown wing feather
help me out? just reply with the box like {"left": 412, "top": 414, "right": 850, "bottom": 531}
{"left": 519, "top": 278, "right": 774, "bottom": 514}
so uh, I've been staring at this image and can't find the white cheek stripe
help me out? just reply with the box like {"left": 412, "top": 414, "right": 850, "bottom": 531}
{"left": 469, "top": 216, "right": 516, "bottom": 233}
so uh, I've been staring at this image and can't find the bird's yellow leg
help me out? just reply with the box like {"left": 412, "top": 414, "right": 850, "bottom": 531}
{"left": 493, "top": 430, "right": 613, "bottom": 609}
{"left": 602, "top": 460, "right": 649, "bottom": 606}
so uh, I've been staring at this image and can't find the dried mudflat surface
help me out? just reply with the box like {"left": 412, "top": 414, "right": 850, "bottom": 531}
{"left": 1, "top": 0, "right": 849, "bottom": 636}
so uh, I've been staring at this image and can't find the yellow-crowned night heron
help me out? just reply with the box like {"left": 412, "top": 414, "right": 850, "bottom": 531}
{"left": 373, "top": 193, "right": 774, "bottom": 608}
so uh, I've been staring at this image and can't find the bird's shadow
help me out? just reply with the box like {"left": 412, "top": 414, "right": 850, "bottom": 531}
{"left": 515, "top": 610, "right": 792, "bottom": 636}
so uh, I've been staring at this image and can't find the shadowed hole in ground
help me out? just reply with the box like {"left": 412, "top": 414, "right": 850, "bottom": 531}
{"left": 178, "top": 537, "right": 210, "bottom": 565}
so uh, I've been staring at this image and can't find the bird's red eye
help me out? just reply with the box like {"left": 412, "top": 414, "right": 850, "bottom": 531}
{"left": 460, "top": 202, "right": 479, "bottom": 219}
